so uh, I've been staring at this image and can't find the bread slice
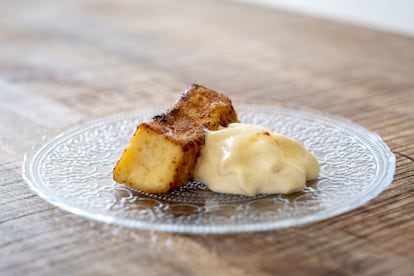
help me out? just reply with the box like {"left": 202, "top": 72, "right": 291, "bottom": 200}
{"left": 113, "top": 84, "right": 238, "bottom": 193}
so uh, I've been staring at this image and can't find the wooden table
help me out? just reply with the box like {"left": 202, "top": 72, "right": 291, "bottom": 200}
{"left": 1, "top": 0, "right": 413, "bottom": 275}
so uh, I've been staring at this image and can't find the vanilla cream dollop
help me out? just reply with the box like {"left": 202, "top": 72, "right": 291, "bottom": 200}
{"left": 194, "top": 123, "right": 319, "bottom": 196}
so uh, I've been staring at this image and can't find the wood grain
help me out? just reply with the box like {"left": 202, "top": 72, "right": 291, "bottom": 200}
{"left": 1, "top": 0, "right": 413, "bottom": 275}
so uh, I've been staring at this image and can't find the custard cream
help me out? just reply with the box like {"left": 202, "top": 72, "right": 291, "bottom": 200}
{"left": 194, "top": 123, "right": 320, "bottom": 196}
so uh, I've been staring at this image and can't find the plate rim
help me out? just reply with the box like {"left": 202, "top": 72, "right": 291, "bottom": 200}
{"left": 22, "top": 104, "right": 396, "bottom": 234}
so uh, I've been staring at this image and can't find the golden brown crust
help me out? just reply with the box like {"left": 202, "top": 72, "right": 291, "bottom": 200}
{"left": 113, "top": 84, "right": 239, "bottom": 193}
{"left": 146, "top": 84, "right": 239, "bottom": 191}
{"left": 148, "top": 84, "right": 238, "bottom": 141}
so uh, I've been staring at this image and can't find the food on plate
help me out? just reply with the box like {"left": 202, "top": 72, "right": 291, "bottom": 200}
{"left": 194, "top": 123, "right": 320, "bottom": 196}
{"left": 113, "top": 84, "right": 320, "bottom": 196}
{"left": 113, "top": 84, "right": 239, "bottom": 193}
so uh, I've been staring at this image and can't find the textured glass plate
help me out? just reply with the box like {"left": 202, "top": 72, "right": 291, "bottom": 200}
{"left": 23, "top": 105, "right": 395, "bottom": 233}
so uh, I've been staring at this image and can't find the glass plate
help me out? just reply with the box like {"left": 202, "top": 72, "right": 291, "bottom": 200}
{"left": 23, "top": 105, "right": 395, "bottom": 233}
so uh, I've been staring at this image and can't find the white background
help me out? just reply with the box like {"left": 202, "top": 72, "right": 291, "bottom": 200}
{"left": 240, "top": 0, "right": 414, "bottom": 37}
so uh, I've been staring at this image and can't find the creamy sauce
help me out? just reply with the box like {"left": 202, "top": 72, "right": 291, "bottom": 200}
{"left": 194, "top": 123, "right": 320, "bottom": 196}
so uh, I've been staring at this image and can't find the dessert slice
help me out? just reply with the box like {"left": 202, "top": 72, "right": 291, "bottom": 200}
{"left": 113, "top": 84, "right": 238, "bottom": 193}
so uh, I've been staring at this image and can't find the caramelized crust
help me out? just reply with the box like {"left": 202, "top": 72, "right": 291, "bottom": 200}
{"left": 113, "top": 84, "right": 238, "bottom": 193}
{"left": 149, "top": 84, "right": 238, "bottom": 142}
